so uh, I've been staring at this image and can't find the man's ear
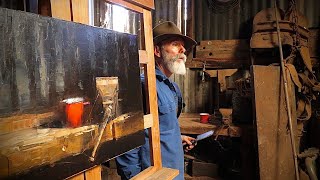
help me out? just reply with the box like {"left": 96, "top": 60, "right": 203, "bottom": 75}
{"left": 154, "top": 46, "right": 161, "bottom": 58}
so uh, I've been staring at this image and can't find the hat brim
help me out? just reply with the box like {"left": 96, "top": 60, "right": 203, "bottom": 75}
{"left": 153, "top": 34, "right": 197, "bottom": 52}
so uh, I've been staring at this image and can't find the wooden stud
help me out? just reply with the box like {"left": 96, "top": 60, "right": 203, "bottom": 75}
{"left": 85, "top": 166, "right": 102, "bottom": 180}
{"left": 71, "top": 0, "right": 89, "bottom": 24}
{"left": 50, "top": 0, "right": 72, "bottom": 21}
{"left": 142, "top": 8, "right": 162, "bottom": 169}
{"left": 106, "top": 0, "right": 144, "bottom": 13}
{"left": 143, "top": 114, "right": 153, "bottom": 129}
{"left": 68, "top": 173, "right": 85, "bottom": 180}
{"left": 124, "top": 0, "right": 154, "bottom": 10}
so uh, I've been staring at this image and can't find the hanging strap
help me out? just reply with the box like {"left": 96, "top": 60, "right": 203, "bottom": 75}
{"left": 284, "top": 62, "right": 313, "bottom": 121}
{"left": 298, "top": 46, "right": 320, "bottom": 92}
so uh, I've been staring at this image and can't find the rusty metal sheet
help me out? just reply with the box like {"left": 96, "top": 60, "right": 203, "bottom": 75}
{"left": 252, "top": 65, "right": 297, "bottom": 180}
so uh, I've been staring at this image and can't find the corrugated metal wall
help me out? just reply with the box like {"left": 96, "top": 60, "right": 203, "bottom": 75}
{"left": 153, "top": 0, "right": 320, "bottom": 113}
{"left": 195, "top": 0, "right": 320, "bottom": 41}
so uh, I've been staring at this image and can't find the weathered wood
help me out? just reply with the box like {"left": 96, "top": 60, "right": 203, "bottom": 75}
{"left": 0, "top": 111, "right": 145, "bottom": 177}
{"left": 252, "top": 65, "right": 296, "bottom": 180}
{"left": 50, "top": 0, "right": 71, "bottom": 21}
{"left": 71, "top": 0, "right": 89, "bottom": 24}
{"left": 187, "top": 58, "right": 250, "bottom": 69}
{"left": 196, "top": 39, "right": 250, "bottom": 60}
{"left": 112, "top": 112, "right": 144, "bottom": 139}
{"left": 0, "top": 112, "right": 54, "bottom": 135}
{"left": 7, "top": 130, "right": 144, "bottom": 179}
{"left": 0, "top": 125, "right": 98, "bottom": 176}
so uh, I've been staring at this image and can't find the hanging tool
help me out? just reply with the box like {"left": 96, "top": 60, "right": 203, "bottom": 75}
{"left": 89, "top": 110, "right": 112, "bottom": 162}
{"left": 274, "top": 1, "right": 300, "bottom": 180}
{"left": 89, "top": 87, "right": 118, "bottom": 162}
{"left": 201, "top": 61, "right": 207, "bottom": 82}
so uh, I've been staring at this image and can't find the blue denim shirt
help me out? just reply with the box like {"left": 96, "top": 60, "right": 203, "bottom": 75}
{"left": 116, "top": 67, "right": 184, "bottom": 180}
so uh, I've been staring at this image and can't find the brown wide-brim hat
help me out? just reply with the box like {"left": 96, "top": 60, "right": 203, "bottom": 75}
{"left": 153, "top": 21, "right": 197, "bottom": 51}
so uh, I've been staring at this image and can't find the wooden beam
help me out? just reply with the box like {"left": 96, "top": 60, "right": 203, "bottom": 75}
{"left": 187, "top": 58, "right": 249, "bottom": 69}
{"left": 112, "top": 113, "right": 144, "bottom": 139}
{"left": 252, "top": 65, "right": 296, "bottom": 180}
{"left": 124, "top": 0, "right": 154, "bottom": 10}
{"left": 142, "top": 8, "right": 162, "bottom": 169}
{"left": 50, "top": 0, "right": 72, "bottom": 21}
{"left": 85, "top": 166, "right": 101, "bottom": 180}
{"left": 143, "top": 114, "right": 153, "bottom": 129}
{"left": 71, "top": 0, "right": 89, "bottom": 24}
{"left": 106, "top": 0, "right": 144, "bottom": 13}
{"left": 196, "top": 39, "right": 250, "bottom": 59}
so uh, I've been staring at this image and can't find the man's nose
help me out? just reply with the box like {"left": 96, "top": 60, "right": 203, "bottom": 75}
{"left": 179, "top": 45, "right": 186, "bottom": 54}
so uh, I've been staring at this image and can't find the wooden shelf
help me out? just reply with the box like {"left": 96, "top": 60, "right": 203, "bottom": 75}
{"left": 131, "top": 166, "right": 179, "bottom": 180}
{"left": 179, "top": 113, "right": 241, "bottom": 137}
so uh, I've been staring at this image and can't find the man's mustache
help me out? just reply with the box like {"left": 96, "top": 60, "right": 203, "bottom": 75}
{"left": 172, "top": 54, "right": 187, "bottom": 62}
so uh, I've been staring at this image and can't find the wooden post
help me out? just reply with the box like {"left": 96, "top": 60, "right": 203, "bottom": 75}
{"left": 71, "top": 0, "right": 89, "bottom": 24}
{"left": 50, "top": 0, "right": 72, "bottom": 21}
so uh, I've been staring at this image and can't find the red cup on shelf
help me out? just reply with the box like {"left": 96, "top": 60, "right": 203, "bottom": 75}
{"left": 200, "top": 113, "right": 210, "bottom": 123}
{"left": 62, "top": 97, "right": 90, "bottom": 128}
{"left": 65, "top": 102, "right": 84, "bottom": 128}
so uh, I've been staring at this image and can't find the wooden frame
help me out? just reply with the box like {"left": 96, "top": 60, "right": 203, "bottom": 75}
{"left": 104, "top": 1, "right": 178, "bottom": 179}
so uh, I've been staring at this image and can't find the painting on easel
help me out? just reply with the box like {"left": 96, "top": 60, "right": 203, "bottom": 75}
{"left": 0, "top": 7, "right": 144, "bottom": 179}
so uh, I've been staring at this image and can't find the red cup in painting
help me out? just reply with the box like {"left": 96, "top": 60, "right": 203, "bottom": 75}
{"left": 200, "top": 113, "right": 210, "bottom": 123}
{"left": 65, "top": 102, "right": 84, "bottom": 128}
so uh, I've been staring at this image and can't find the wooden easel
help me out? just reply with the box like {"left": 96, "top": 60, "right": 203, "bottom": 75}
{"left": 50, "top": 0, "right": 178, "bottom": 179}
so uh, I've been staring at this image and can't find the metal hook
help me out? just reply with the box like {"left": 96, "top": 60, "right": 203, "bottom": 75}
{"left": 201, "top": 61, "right": 206, "bottom": 82}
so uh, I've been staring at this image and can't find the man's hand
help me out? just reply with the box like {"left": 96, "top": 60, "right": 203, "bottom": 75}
{"left": 181, "top": 135, "right": 196, "bottom": 152}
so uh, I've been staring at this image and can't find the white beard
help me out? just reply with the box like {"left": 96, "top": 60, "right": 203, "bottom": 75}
{"left": 161, "top": 50, "right": 187, "bottom": 75}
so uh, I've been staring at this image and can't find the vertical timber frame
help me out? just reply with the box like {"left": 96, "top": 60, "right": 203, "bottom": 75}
{"left": 104, "top": 1, "right": 178, "bottom": 179}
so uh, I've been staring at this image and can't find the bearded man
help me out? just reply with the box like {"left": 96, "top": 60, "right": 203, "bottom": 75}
{"left": 116, "top": 21, "right": 197, "bottom": 180}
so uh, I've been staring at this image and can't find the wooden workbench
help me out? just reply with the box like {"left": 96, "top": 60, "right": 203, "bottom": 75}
{"left": 178, "top": 113, "right": 241, "bottom": 137}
